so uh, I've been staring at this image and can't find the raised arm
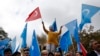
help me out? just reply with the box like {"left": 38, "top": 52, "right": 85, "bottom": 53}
{"left": 58, "top": 26, "right": 63, "bottom": 35}
{"left": 42, "top": 21, "right": 49, "bottom": 34}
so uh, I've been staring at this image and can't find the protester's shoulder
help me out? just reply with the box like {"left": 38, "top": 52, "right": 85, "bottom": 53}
{"left": 87, "top": 51, "right": 96, "bottom": 56}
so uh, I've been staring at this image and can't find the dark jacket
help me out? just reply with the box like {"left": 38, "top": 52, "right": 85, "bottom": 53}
{"left": 87, "top": 51, "right": 97, "bottom": 56}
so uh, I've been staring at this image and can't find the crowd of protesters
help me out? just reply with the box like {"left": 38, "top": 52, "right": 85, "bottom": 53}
{"left": 0, "top": 21, "right": 100, "bottom": 56}
{"left": 1, "top": 39, "right": 99, "bottom": 56}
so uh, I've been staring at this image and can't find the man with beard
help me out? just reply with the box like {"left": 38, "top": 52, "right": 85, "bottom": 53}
{"left": 87, "top": 39, "right": 100, "bottom": 56}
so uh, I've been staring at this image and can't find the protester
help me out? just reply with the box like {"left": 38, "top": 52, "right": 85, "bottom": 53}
{"left": 20, "top": 48, "right": 30, "bottom": 56}
{"left": 87, "top": 39, "right": 100, "bottom": 56}
{"left": 54, "top": 52, "right": 61, "bottom": 56}
{"left": 4, "top": 48, "right": 12, "bottom": 56}
{"left": 76, "top": 52, "right": 83, "bottom": 56}
{"left": 95, "top": 41, "right": 100, "bottom": 55}
{"left": 41, "top": 50, "right": 48, "bottom": 56}
{"left": 12, "top": 51, "right": 21, "bottom": 56}
{"left": 24, "top": 50, "right": 30, "bottom": 56}
{"left": 65, "top": 53, "right": 71, "bottom": 56}
{"left": 48, "top": 52, "right": 54, "bottom": 56}
{"left": 42, "top": 21, "right": 63, "bottom": 52}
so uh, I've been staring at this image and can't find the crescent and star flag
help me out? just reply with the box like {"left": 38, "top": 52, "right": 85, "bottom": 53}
{"left": 11, "top": 37, "right": 16, "bottom": 53}
{"left": 25, "top": 7, "right": 41, "bottom": 22}
{"left": 60, "top": 30, "right": 73, "bottom": 52}
{"left": 65, "top": 19, "right": 80, "bottom": 43}
{"left": 79, "top": 4, "right": 100, "bottom": 30}
{"left": 50, "top": 19, "right": 57, "bottom": 31}
{"left": 30, "top": 30, "right": 40, "bottom": 56}
{"left": 21, "top": 23, "right": 27, "bottom": 48}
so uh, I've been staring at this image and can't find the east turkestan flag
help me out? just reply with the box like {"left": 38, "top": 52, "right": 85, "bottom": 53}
{"left": 79, "top": 4, "right": 100, "bottom": 30}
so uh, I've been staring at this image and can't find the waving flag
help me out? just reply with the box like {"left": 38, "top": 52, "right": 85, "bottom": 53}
{"left": 79, "top": 4, "right": 100, "bottom": 30}
{"left": 65, "top": 19, "right": 80, "bottom": 43}
{"left": 0, "top": 38, "right": 10, "bottom": 51}
{"left": 80, "top": 42, "right": 87, "bottom": 56}
{"left": 21, "top": 23, "right": 27, "bottom": 48}
{"left": 25, "top": 7, "right": 41, "bottom": 22}
{"left": 50, "top": 19, "right": 57, "bottom": 31}
{"left": 30, "top": 30, "right": 40, "bottom": 56}
{"left": 0, "top": 38, "right": 10, "bottom": 56}
{"left": 15, "top": 43, "right": 20, "bottom": 52}
{"left": 0, "top": 38, "right": 10, "bottom": 47}
{"left": 60, "top": 30, "right": 72, "bottom": 52}
{"left": 11, "top": 37, "right": 16, "bottom": 53}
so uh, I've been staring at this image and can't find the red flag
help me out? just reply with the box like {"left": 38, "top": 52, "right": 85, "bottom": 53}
{"left": 80, "top": 43, "right": 87, "bottom": 56}
{"left": 25, "top": 7, "right": 41, "bottom": 22}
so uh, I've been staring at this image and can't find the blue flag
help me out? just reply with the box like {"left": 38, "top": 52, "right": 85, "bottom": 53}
{"left": 0, "top": 38, "right": 10, "bottom": 56}
{"left": 11, "top": 37, "right": 16, "bottom": 53}
{"left": 77, "top": 43, "right": 81, "bottom": 52}
{"left": 60, "top": 30, "right": 72, "bottom": 52}
{"left": 65, "top": 19, "right": 80, "bottom": 43}
{"left": 21, "top": 23, "right": 27, "bottom": 48}
{"left": 30, "top": 30, "right": 40, "bottom": 56}
{"left": 50, "top": 19, "right": 57, "bottom": 31}
{"left": 15, "top": 44, "right": 20, "bottom": 52}
{"left": 79, "top": 4, "right": 100, "bottom": 30}
{"left": 0, "top": 38, "right": 10, "bottom": 47}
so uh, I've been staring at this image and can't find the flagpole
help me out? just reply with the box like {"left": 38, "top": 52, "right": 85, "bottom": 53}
{"left": 71, "top": 35, "right": 76, "bottom": 56}
{"left": 41, "top": 18, "right": 43, "bottom": 22}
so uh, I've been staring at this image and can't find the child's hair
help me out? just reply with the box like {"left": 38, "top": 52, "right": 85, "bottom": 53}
{"left": 12, "top": 51, "right": 21, "bottom": 56}
{"left": 4, "top": 48, "right": 12, "bottom": 54}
